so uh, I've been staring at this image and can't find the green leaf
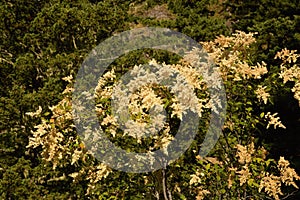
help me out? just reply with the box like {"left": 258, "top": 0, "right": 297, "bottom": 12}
{"left": 260, "top": 112, "right": 265, "bottom": 118}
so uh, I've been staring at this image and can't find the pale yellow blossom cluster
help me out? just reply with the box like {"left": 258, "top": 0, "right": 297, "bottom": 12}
{"left": 26, "top": 99, "right": 72, "bottom": 169}
{"left": 195, "top": 187, "right": 211, "bottom": 200}
{"left": 190, "top": 170, "right": 203, "bottom": 185}
{"left": 25, "top": 106, "right": 42, "bottom": 117}
{"left": 96, "top": 64, "right": 167, "bottom": 144}
{"left": 279, "top": 63, "right": 300, "bottom": 85}
{"left": 265, "top": 112, "right": 286, "bottom": 129}
{"left": 27, "top": 120, "right": 53, "bottom": 148}
{"left": 259, "top": 173, "right": 283, "bottom": 200}
{"left": 235, "top": 142, "right": 255, "bottom": 186}
{"left": 26, "top": 93, "right": 87, "bottom": 169}
{"left": 275, "top": 48, "right": 300, "bottom": 106}
{"left": 113, "top": 84, "right": 171, "bottom": 144}
{"left": 189, "top": 170, "right": 210, "bottom": 200}
{"left": 171, "top": 59, "right": 206, "bottom": 90}
{"left": 235, "top": 142, "right": 255, "bottom": 164}
{"left": 86, "top": 163, "right": 111, "bottom": 195}
{"left": 202, "top": 31, "right": 257, "bottom": 53}
{"left": 231, "top": 142, "right": 267, "bottom": 188}
{"left": 185, "top": 32, "right": 300, "bottom": 200}
{"left": 62, "top": 75, "right": 75, "bottom": 95}
{"left": 168, "top": 59, "right": 210, "bottom": 118}
{"left": 26, "top": 77, "right": 112, "bottom": 195}
{"left": 278, "top": 157, "right": 300, "bottom": 188}
{"left": 275, "top": 48, "right": 299, "bottom": 64}
{"left": 62, "top": 74, "right": 73, "bottom": 83}
{"left": 170, "top": 97, "right": 184, "bottom": 120}
{"left": 68, "top": 163, "right": 111, "bottom": 195}
{"left": 95, "top": 68, "right": 116, "bottom": 99}
{"left": 237, "top": 165, "right": 252, "bottom": 186}
{"left": 101, "top": 114, "right": 118, "bottom": 137}
{"left": 180, "top": 47, "right": 223, "bottom": 115}
{"left": 128, "top": 85, "right": 163, "bottom": 123}
{"left": 201, "top": 31, "right": 268, "bottom": 81}
{"left": 234, "top": 143, "right": 300, "bottom": 199}
{"left": 231, "top": 30, "right": 258, "bottom": 48}
{"left": 292, "top": 82, "right": 300, "bottom": 105}
{"left": 94, "top": 58, "right": 209, "bottom": 150}
{"left": 190, "top": 140, "right": 300, "bottom": 199}
{"left": 149, "top": 126, "right": 174, "bottom": 154}
{"left": 255, "top": 85, "right": 270, "bottom": 104}
{"left": 259, "top": 157, "right": 300, "bottom": 200}
{"left": 94, "top": 69, "right": 119, "bottom": 137}
{"left": 71, "top": 149, "right": 83, "bottom": 165}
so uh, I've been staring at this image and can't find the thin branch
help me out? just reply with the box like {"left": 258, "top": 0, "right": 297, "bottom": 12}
{"left": 72, "top": 35, "right": 78, "bottom": 49}
{"left": 168, "top": 188, "right": 173, "bottom": 200}
{"left": 281, "top": 190, "right": 299, "bottom": 200}
{"left": 0, "top": 57, "right": 14, "bottom": 66}
{"left": 162, "top": 168, "right": 169, "bottom": 200}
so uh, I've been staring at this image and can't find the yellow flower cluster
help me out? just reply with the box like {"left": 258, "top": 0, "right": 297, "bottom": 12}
{"left": 278, "top": 157, "right": 300, "bottom": 189}
{"left": 235, "top": 142, "right": 255, "bottom": 164}
{"left": 275, "top": 48, "right": 300, "bottom": 106}
{"left": 86, "top": 163, "right": 111, "bottom": 195}
{"left": 259, "top": 157, "right": 300, "bottom": 200}
{"left": 201, "top": 31, "right": 268, "bottom": 81}
{"left": 27, "top": 95, "right": 81, "bottom": 169}
{"left": 265, "top": 112, "right": 286, "bottom": 129}
{"left": 255, "top": 85, "right": 270, "bottom": 104}
{"left": 259, "top": 173, "right": 283, "bottom": 200}
{"left": 189, "top": 169, "right": 211, "bottom": 199}
{"left": 195, "top": 187, "right": 211, "bottom": 200}
{"left": 94, "top": 57, "right": 209, "bottom": 149}
{"left": 190, "top": 140, "right": 300, "bottom": 199}
{"left": 25, "top": 106, "right": 42, "bottom": 117}
{"left": 237, "top": 165, "right": 252, "bottom": 186}
{"left": 26, "top": 77, "right": 112, "bottom": 195}
{"left": 275, "top": 48, "right": 299, "bottom": 64}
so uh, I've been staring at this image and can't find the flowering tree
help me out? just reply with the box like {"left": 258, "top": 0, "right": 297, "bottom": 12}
{"left": 26, "top": 30, "right": 300, "bottom": 199}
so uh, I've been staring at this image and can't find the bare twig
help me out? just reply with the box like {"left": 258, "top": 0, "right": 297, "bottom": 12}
{"left": 0, "top": 57, "right": 14, "bottom": 66}
{"left": 281, "top": 190, "right": 299, "bottom": 200}
{"left": 72, "top": 35, "right": 77, "bottom": 49}
{"left": 162, "top": 168, "right": 169, "bottom": 200}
